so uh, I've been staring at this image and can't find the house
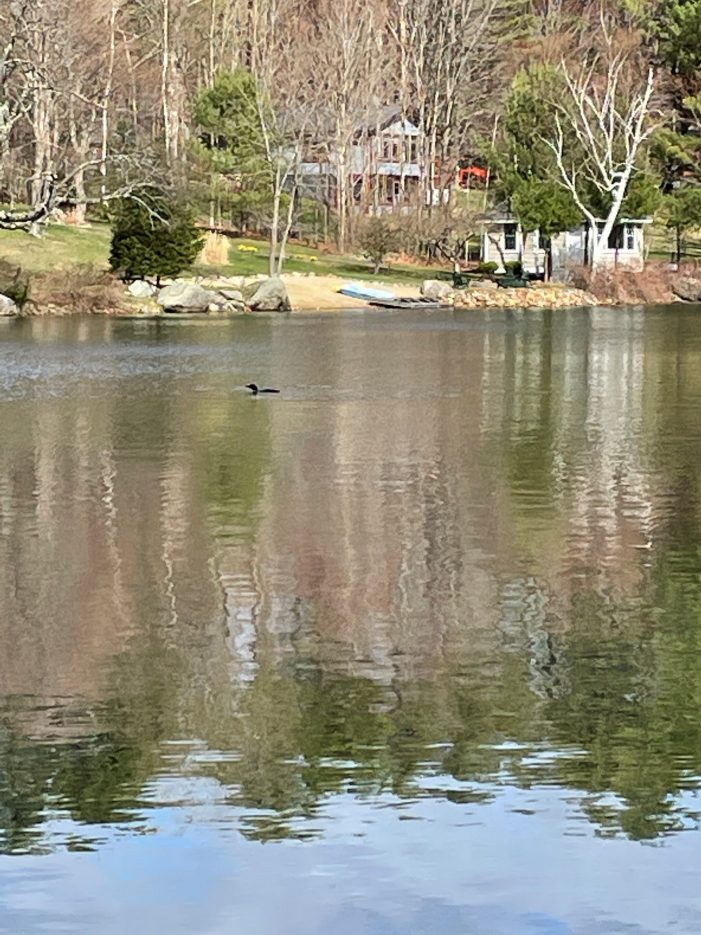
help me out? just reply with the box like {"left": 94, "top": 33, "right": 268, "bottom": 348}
{"left": 299, "top": 106, "right": 429, "bottom": 214}
{"left": 350, "top": 105, "right": 423, "bottom": 211}
{"left": 481, "top": 204, "right": 651, "bottom": 278}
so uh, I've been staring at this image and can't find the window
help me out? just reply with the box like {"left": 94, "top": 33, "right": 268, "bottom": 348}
{"left": 382, "top": 138, "right": 401, "bottom": 161}
{"left": 607, "top": 224, "right": 636, "bottom": 251}
{"left": 504, "top": 223, "right": 517, "bottom": 251}
{"left": 607, "top": 225, "right": 623, "bottom": 250}
{"left": 409, "top": 140, "right": 418, "bottom": 163}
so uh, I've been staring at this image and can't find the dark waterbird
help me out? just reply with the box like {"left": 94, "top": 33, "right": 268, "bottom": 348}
{"left": 245, "top": 383, "right": 280, "bottom": 395}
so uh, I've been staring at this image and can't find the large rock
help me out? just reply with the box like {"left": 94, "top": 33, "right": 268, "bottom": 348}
{"left": 0, "top": 294, "right": 18, "bottom": 316}
{"left": 127, "top": 280, "right": 156, "bottom": 298}
{"left": 672, "top": 277, "right": 701, "bottom": 303}
{"left": 420, "top": 279, "right": 454, "bottom": 301}
{"left": 157, "top": 282, "right": 220, "bottom": 312}
{"left": 243, "top": 277, "right": 291, "bottom": 312}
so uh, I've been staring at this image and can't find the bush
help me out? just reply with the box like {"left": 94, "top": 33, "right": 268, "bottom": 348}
{"left": 109, "top": 192, "right": 204, "bottom": 284}
{"left": 358, "top": 216, "right": 400, "bottom": 274}
{"left": 32, "top": 266, "right": 125, "bottom": 314}
{"left": 503, "top": 260, "right": 523, "bottom": 277}
{"left": 0, "top": 260, "right": 32, "bottom": 309}
{"left": 476, "top": 261, "right": 498, "bottom": 275}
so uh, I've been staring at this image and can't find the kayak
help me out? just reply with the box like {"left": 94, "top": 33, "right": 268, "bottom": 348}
{"left": 339, "top": 282, "right": 397, "bottom": 302}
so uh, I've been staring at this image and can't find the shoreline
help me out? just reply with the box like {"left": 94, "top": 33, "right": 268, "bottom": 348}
{"left": 3, "top": 271, "right": 692, "bottom": 318}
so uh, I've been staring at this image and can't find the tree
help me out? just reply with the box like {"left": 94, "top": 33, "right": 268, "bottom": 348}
{"left": 193, "top": 68, "right": 273, "bottom": 231}
{"left": 540, "top": 30, "right": 658, "bottom": 266}
{"left": 493, "top": 65, "right": 581, "bottom": 277}
{"left": 109, "top": 193, "right": 204, "bottom": 283}
{"left": 512, "top": 180, "right": 580, "bottom": 278}
{"left": 664, "top": 187, "right": 701, "bottom": 263}
{"left": 359, "top": 216, "right": 400, "bottom": 274}
{"left": 388, "top": 0, "right": 503, "bottom": 216}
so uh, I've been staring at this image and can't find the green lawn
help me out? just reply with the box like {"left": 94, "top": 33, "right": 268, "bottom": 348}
{"left": 0, "top": 223, "right": 113, "bottom": 272}
{"left": 647, "top": 221, "right": 701, "bottom": 262}
{"left": 198, "top": 236, "right": 449, "bottom": 284}
{"left": 0, "top": 223, "right": 448, "bottom": 284}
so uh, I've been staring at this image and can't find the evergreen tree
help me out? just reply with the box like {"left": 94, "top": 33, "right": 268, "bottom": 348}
{"left": 192, "top": 70, "right": 274, "bottom": 233}
{"left": 664, "top": 188, "right": 701, "bottom": 262}
{"left": 109, "top": 194, "right": 204, "bottom": 284}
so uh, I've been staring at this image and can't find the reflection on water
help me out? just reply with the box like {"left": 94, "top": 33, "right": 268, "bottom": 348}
{"left": 2, "top": 308, "right": 701, "bottom": 931}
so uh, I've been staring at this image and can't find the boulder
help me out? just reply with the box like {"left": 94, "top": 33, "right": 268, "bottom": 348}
{"left": 421, "top": 279, "right": 454, "bottom": 300}
{"left": 127, "top": 280, "right": 156, "bottom": 298}
{"left": 469, "top": 278, "right": 499, "bottom": 290}
{"left": 157, "top": 282, "right": 219, "bottom": 312}
{"left": 672, "top": 277, "right": 701, "bottom": 303}
{"left": 0, "top": 294, "right": 18, "bottom": 316}
{"left": 243, "top": 276, "right": 291, "bottom": 312}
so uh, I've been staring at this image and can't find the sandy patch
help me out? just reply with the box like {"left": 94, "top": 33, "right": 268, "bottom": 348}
{"left": 282, "top": 274, "right": 421, "bottom": 311}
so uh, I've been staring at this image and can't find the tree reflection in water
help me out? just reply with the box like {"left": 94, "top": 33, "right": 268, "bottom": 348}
{"left": 1, "top": 308, "right": 701, "bottom": 854}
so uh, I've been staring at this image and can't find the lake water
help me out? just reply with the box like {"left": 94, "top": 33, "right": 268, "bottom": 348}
{"left": 1, "top": 307, "right": 701, "bottom": 933}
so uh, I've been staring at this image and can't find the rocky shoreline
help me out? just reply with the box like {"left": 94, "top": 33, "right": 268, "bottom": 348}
{"left": 2, "top": 269, "right": 701, "bottom": 318}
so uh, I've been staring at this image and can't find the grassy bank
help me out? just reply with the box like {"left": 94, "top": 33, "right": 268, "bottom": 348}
{"left": 197, "top": 237, "right": 446, "bottom": 284}
{"left": 0, "top": 223, "right": 447, "bottom": 284}
{"left": 0, "top": 223, "right": 113, "bottom": 272}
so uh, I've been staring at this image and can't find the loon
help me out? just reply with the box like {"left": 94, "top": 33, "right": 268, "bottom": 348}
{"left": 245, "top": 383, "right": 280, "bottom": 395}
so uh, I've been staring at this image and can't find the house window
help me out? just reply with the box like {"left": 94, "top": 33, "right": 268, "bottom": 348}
{"left": 409, "top": 140, "right": 418, "bottom": 163}
{"left": 504, "top": 223, "right": 517, "bottom": 251}
{"left": 382, "top": 138, "right": 401, "bottom": 161}
{"left": 608, "top": 225, "right": 623, "bottom": 249}
{"left": 607, "top": 224, "right": 636, "bottom": 251}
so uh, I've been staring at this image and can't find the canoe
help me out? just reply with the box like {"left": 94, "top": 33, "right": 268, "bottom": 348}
{"left": 339, "top": 282, "right": 397, "bottom": 302}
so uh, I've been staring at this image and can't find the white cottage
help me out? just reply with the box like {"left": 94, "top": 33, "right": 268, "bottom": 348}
{"left": 481, "top": 205, "right": 651, "bottom": 278}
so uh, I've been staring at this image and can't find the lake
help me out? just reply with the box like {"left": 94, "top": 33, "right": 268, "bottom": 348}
{"left": 1, "top": 306, "right": 701, "bottom": 934}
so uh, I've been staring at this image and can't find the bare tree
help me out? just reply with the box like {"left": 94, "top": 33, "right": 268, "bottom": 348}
{"left": 541, "top": 28, "right": 657, "bottom": 266}
{"left": 309, "top": 0, "right": 389, "bottom": 252}
{"left": 389, "top": 0, "right": 502, "bottom": 214}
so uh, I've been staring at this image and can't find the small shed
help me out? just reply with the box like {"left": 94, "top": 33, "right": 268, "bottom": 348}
{"left": 480, "top": 204, "right": 651, "bottom": 278}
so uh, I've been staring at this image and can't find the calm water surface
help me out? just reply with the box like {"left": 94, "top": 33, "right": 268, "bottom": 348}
{"left": 1, "top": 307, "right": 701, "bottom": 933}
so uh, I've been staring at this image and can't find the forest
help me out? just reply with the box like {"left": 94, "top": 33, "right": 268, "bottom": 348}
{"left": 0, "top": 0, "right": 700, "bottom": 265}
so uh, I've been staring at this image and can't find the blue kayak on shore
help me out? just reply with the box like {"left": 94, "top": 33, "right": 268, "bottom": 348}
{"left": 339, "top": 282, "right": 397, "bottom": 302}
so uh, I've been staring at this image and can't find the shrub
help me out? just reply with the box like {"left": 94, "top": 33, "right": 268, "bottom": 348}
{"left": 476, "top": 261, "right": 498, "bottom": 275}
{"left": 358, "top": 216, "right": 400, "bottom": 274}
{"left": 503, "top": 260, "right": 523, "bottom": 277}
{"left": 109, "top": 192, "right": 204, "bottom": 284}
{"left": 32, "top": 266, "right": 125, "bottom": 314}
{"left": 0, "top": 260, "right": 32, "bottom": 309}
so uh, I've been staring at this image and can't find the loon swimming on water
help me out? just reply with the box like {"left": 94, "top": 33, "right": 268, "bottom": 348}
{"left": 245, "top": 383, "right": 280, "bottom": 395}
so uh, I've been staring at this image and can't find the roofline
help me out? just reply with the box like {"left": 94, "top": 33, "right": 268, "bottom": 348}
{"left": 484, "top": 216, "right": 654, "bottom": 225}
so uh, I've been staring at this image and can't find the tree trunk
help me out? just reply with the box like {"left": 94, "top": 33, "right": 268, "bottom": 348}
{"left": 337, "top": 145, "right": 348, "bottom": 253}
{"left": 269, "top": 165, "right": 281, "bottom": 276}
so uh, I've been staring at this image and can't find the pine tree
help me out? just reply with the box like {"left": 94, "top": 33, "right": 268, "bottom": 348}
{"left": 109, "top": 194, "right": 204, "bottom": 284}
